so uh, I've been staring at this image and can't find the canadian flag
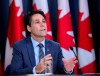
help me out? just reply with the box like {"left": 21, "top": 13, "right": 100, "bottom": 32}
{"left": 4, "top": 0, "right": 25, "bottom": 69}
{"left": 33, "top": 0, "right": 52, "bottom": 40}
{"left": 78, "top": 0, "right": 96, "bottom": 73}
{"left": 57, "top": 0, "right": 78, "bottom": 73}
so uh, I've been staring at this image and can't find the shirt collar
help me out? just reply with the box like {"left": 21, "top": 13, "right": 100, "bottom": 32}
{"left": 31, "top": 37, "right": 45, "bottom": 48}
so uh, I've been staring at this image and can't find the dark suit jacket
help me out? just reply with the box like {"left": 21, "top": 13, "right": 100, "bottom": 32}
{"left": 10, "top": 36, "right": 66, "bottom": 75}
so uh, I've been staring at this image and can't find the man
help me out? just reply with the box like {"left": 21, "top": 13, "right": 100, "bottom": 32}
{"left": 10, "top": 10, "right": 77, "bottom": 75}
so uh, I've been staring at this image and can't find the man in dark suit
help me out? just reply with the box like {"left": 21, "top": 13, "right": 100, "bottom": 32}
{"left": 10, "top": 10, "right": 77, "bottom": 75}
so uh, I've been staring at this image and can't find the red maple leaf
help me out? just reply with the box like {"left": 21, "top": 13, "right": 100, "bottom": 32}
{"left": 58, "top": 10, "right": 75, "bottom": 50}
{"left": 78, "top": 12, "right": 93, "bottom": 52}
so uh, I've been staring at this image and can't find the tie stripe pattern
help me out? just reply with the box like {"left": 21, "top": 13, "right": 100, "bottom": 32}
{"left": 38, "top": 43, "right": 44, "bottom": 62}
{"left": 38, "top": 43, "right": 45, "bottom": 74}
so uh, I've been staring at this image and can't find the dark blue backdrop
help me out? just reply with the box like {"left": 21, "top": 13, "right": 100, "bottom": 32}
{"left": 0, "top": 0, "right": 100, "bottom": 73}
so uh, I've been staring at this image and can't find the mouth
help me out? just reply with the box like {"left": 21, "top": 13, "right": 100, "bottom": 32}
{"left": 40, "top": 29, "right": 46, "bottom": 31}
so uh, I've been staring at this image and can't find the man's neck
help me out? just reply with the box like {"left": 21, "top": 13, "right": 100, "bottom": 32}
{"left": 31, "top": 35, "right": 45, "bottom": 43}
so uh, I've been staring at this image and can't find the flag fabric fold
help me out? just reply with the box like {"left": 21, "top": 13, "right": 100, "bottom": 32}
{"left": 78, "top": 0, "right": 96, "bottom": 73}
{"left": 4, "top": 0, "right": 25, "bottom": 69}
{"left": 57, "top": 0, "right": 78, "bottom": 74}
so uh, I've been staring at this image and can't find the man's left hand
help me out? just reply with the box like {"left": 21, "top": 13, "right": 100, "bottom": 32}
{"left": 62, "top": 57, "right": 78, "bottom": 72}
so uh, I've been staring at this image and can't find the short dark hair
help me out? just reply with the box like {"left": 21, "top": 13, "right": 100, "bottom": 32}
{"left": 24, "top": 10, "right": 46, "bottom": 27}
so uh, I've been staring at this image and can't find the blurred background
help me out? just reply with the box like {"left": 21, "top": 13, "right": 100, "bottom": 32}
{"left": 0, "top": 0, "right": 100, "bottom": 75}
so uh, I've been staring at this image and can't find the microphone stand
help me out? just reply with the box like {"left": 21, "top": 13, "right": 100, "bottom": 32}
{"left": 70, "top": 47, "right": 82, "bottom": 74}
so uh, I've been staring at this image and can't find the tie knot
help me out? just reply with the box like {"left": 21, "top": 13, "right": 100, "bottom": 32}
{"left": 38, "top": 43, "right": 43, "bottom": 48}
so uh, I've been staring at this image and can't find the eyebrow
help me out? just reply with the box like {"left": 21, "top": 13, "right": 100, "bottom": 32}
{"left": 34, "top": 18, "right": 46, "bottom": 21}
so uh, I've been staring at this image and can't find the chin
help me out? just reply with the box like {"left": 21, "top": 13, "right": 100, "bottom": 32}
{"left": 42, "top": 34, "right": 47, "bottom": 37}
{"left": 38, "top": 34, "right": 46, "bottom": 37}
{"left": 41, "top": 33, "right": 47, "bottom": 36}
{"left": 38, "top": 32, "right": 47, "bottom": 37}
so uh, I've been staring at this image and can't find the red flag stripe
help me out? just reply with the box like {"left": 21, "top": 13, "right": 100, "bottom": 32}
{"left": 57, "top": 0, "right": 78, "bottom": 74}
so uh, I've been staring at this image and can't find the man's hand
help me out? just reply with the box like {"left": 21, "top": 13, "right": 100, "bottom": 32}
{"left": 35, "top": 54, "right": 52, "bottom": 73}
{"left": 62, "top": 57, "right": 78, "bottom": 72}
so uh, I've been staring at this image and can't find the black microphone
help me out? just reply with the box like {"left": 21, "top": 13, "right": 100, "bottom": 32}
{"left": 70, "top": 47, "right": 78, "bottom": 60}
{"left": 70, "top": 46, "right": 82, "bottom": 74}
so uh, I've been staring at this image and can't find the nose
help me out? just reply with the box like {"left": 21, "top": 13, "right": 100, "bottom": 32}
{"left": 40, "top": 22, "right": 45, "bottom": 27}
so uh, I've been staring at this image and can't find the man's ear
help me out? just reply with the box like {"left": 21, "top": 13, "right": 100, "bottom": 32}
{"left": 27, "top": 25, "right": 31, "bottom": 32}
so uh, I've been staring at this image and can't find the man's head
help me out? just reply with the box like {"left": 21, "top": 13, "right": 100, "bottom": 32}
{"left": 24, "top": 10, "right": 47, "bottom": 39}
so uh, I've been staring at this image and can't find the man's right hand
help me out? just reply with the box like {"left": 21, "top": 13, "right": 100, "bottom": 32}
{"left": 35, "top": 54, "right": 52, "bottom": 74}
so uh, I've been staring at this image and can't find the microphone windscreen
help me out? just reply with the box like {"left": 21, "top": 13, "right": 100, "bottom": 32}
{"left": 70, "top": 46, "right": 73, "bottom": 51}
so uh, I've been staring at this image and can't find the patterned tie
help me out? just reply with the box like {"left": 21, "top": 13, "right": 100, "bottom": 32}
{"left": 38, "top": 43, "right": 44, "bottom": 62}
{"left": 38, "top": 43, "right": 45, "bottom": 74}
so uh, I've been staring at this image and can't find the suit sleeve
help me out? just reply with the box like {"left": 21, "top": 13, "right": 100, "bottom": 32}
{"left": 56, "top": 44, "right": 66, "bottom": 74}
{"left": 10, "top": 44, "right": 33, "bottom": 75}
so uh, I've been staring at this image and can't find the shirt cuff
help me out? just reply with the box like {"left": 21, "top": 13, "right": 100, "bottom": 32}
{"left": 64, "top": 69, "right": 73, "bottom": 74}
{"left": 32, "top": 66, "right": 36, "bottom": 74}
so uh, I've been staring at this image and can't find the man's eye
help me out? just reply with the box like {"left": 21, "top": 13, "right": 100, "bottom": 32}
{"left": 35, "top": 21, "right": 39, "bottom": 23}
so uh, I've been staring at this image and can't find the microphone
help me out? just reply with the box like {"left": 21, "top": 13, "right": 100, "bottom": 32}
{"left": 70, "top": 47, "right": 78, "bottom": 60}
{"left": 70, "top": 46, "right": 82, "bottom": 74}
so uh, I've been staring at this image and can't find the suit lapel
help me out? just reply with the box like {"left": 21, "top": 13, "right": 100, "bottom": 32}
{"left": 26, "top": 37, "right": 36, "bottom": 67}
{"left": 45, "top": 39, "right": 52, "bottom": 55}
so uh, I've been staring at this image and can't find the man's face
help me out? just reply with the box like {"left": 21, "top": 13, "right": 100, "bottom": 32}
{"left": 27, "top": 14, "right": 47, "bottom": 38}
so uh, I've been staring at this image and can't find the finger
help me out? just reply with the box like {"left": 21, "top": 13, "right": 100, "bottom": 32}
{"left": 74, "top": 60, "right": 78, "bottom": 64}
{"left": 41, "top": 54, "right": 51, "bottom": 61}
{"left": 62, "top": 58, "right": 77, "bottom": 66}
{"left": 62, "top": 58, "right": 72, "bottom": 63}
{"left": 73, "top": 64, "right": 75, "bottom": 68}
{"left": 67, "top": 57, "right": 77, "bottom": 63}
{"left": 44, "top": 54, "right": 51, "bottom": 58}
{"left": 39, "top": 58, "right": 45, "bottom": 64}
{"left": 44, "top": 54, "right": 52, "bottom": 61}
{"left": 70, "top": 57, "right": 76, "bottom": 61}
{"left": 45, "top": 60, "right": 52, "bottom": 65}
{"left": 45, "top": 56, "right": 52, "bottom": 61}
